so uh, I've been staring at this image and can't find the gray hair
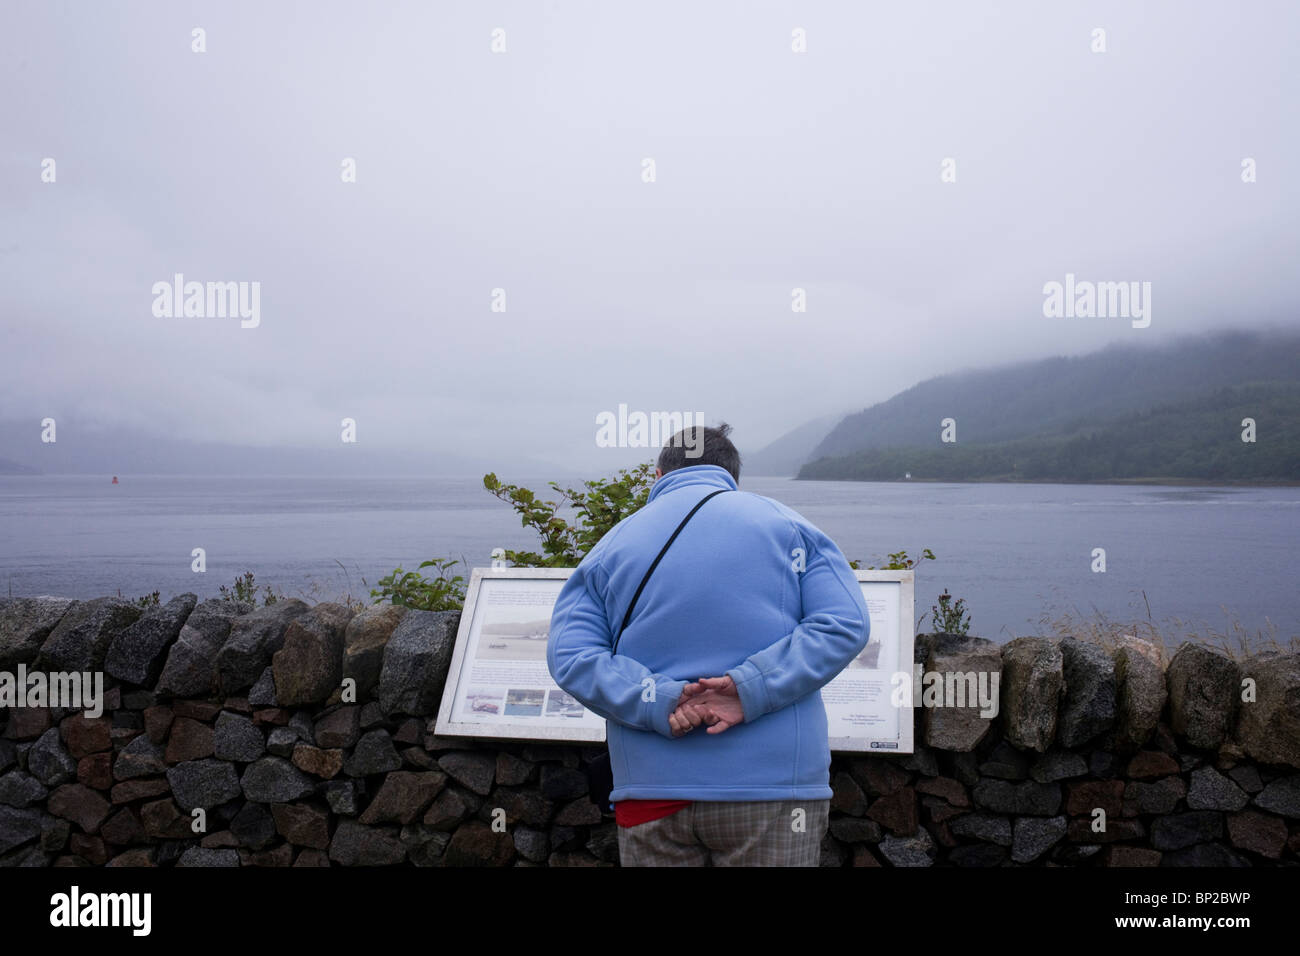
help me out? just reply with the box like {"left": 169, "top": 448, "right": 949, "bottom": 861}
{"left": 657, "top": 421, "right": 741, "bottom": 482}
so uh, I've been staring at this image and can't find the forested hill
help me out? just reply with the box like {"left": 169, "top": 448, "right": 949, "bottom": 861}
{"left": 798, "top": 331, "right": 1300, "bottom": 483}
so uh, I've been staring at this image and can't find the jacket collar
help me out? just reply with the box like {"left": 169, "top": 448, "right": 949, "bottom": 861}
{"left": 647, "top": 464, "right": 739, "bottom": 503}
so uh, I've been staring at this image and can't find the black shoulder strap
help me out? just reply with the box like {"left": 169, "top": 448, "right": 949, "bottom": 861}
{"left": 612, "top": 487, "right": 730, "bottom": 654}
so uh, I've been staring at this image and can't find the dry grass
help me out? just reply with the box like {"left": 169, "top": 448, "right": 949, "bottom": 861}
{"left": 1035, "top": 590, "right": 1299, "bottom": 663}
{"left": 280, "top": 560, "right": 373, "bottom": 611}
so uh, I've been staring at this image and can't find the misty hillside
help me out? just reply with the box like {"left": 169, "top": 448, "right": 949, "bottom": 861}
{"left": 0, "top": 456, "right": 37, "bottom": 475}
{"left": 801, "top": 382, "right": 1300, "bottom": 482}
{"left": 807, "top": 330, "right": 1300, "bottom": 465}
{"left": 0, "top": 421, "right": 546, "bottom": 477}
{"left": 744, "top": 413, "right": 843, "bottom": 476}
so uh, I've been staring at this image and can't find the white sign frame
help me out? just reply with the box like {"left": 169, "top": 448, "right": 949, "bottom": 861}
{"left": 434, "top": 567, "right": 914, "bottom": 753}
{"left": 826, "top": 570, "right": 915, "bottom": 754}
{"left": 435, "top": 568, "right": 603, "bottom": 743}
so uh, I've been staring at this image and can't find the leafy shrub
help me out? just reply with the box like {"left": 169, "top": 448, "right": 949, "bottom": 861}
{"left": 370, "top": 558, "right": 467, "bottom": 611}
{"left": 853, "top": 548, "right": 936, "bottom": 571}
{"left": 928, "top": 589, "right": 971, "bottom": 636}
{"left": 219, "top": 571, "right": 282, "bottom": 607}
{"left": 481, "top": 464, "right": 655, "bottom": 567}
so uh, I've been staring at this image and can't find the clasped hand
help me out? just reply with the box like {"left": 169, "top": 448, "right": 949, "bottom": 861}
{"left": 668, "top": 675, "right": 744, "bottom": 737}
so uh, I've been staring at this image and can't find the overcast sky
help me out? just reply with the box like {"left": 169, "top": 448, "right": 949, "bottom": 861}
{"left": 2, "top": 0, "right": 1297, "bottom": 473}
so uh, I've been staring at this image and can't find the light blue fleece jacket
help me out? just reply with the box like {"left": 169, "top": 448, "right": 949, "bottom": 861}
{"left": 546, "top": 464, "right": 870, "bottom": 803}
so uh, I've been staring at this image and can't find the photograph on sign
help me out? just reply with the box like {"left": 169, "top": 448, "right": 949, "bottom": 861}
{"left": 436, "top": 567, "right": 914, "bottom": 752}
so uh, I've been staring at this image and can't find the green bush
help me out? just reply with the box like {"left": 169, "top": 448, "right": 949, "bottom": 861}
{"left": 853, "top": 548, "right": 936, "bottom": 571}
{"left": 928, "top": 589, "right": 971, "bottom": 636}
{"left": 481, "top": 463, "right": 655, "bottom": 567}
{"left": 370, "top": 558, "right": 467, "bottom": 612}
{"left": 219, "top": 571, "right": 282, "bottom": 607}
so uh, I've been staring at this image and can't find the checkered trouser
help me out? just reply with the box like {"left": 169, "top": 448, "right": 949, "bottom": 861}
{"left": 617, "top": 799, "right": 829, "bottom": 867}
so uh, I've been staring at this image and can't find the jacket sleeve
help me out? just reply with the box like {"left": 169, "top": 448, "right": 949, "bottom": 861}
{"left": 547, "top": 553, "right": 687, "bottom": 739}
{"left": 725, "top": 518, "right": 870, "bottom": 722}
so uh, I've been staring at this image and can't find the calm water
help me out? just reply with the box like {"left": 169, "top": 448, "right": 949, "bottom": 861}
{"left": 1, "top": 475, "right": 1296, "bottom": 646}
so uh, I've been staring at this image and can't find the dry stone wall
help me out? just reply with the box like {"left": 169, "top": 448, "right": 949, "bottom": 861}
{"left": 1, "top": 595, "right": 1297, "bottom": 866}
